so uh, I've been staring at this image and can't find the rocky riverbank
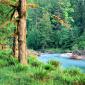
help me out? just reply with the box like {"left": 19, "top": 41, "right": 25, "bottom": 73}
{"left": 60, "top": 50, "right": 85, "bottom": 60}
{"left": 27, "top": 49, "right": 85, "bottom": 60}
{"left": 60, "top": 53, "right": 85, "bottom": 59}
{"left": 70, "top": 50, "right": 85, "bottom": 60}
{"left": 27, "top": 49, "right": 41, "bottom": 57}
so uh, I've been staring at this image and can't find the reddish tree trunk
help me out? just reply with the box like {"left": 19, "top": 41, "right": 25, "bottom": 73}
{"left": 18, "top": 0, "right": 27, "bottom": 64}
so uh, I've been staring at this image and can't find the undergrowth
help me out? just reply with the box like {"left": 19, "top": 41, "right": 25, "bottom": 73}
{"left": 0, "top": 50, "right": 85, "bottom": 85}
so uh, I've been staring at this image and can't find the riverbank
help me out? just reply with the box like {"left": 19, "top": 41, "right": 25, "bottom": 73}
{"left": 0, "top": 49, "right": 85, "bottom": 85}
{"left": 42, "top": 48, "right": 72, "bottom": 53}
{"left": 0, "top": 52, "right": 85, "bottom": 85}
{"left": 28, "top": 48, "right": 85, "bottom": 60}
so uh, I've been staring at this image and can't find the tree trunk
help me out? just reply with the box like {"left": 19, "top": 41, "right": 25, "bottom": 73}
{"left": 18, "top": 0, "right": 27, "bottom": 64}
{"left": 13, "top": 29, "right": 18, "bottom": 58}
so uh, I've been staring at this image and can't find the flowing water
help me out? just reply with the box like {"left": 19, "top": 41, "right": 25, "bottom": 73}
{"left": 38, "top": 53, "right": 85, "bottom": 72}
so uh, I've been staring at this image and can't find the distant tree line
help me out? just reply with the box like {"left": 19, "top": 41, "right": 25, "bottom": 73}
{"left": 27, "top": 0, "right": 85, "bottom": 50}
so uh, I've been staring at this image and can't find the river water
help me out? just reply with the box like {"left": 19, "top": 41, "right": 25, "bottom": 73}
{"left": 38, "top": 53, "right": 85, "bottom": 72}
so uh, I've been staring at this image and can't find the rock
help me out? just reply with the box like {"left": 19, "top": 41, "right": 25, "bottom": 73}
{"left": 27, "top": 49, "right": 41, "bottom": 57}
{"left": 73, "top": 50, "right": 85, "bottom": 56}
{"left": 70, "top": 53, "right": 85, "bottom": 60}
{"left": 70, "top": 50, "right": 85, "bottom": 60}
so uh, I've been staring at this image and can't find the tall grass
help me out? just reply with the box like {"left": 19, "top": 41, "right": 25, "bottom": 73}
{"left": 0, "top": 50, "right": 85, "bottom": 85}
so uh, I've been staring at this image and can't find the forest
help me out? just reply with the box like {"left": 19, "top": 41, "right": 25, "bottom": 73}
{"left": 0, "top": 0, "right": 85, "bottom": 85}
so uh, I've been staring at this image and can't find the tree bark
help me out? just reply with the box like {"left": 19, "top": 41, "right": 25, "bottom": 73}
{"left": 13, "top": 29, "right": 18, "bottom": 58}
{"left": 18, "top": 0, "right": 27, "bottom": 64}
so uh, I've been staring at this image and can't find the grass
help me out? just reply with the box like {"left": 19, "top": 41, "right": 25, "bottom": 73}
{"left": 0, "top": 50, "right": 85, "bottom": 85}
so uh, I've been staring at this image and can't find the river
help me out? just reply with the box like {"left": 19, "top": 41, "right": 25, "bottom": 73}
{"left": 38, "top": 53, "right": 85, "bottom": 72}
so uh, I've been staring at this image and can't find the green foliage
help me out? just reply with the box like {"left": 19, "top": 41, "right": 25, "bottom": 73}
{"left": 0, "top": 50, "right": 19, "bottom": 67}
{"left": 27, "top": 11, "right": 52, "bottom": 50}
{"left": 0, "top": 59, "right": 8, "bottom": 67}
{"left": 77, "top": 32, "right": 85, "bottom": 50}
{"left": 8, "top": 55, "right": 19, "bottom": 66}
{"left": 44, "top": 64, "right": 54, "bottom": 71}
{"left": 12, "top": 64, "right": 28, "bottom": 72}
{"left": 26, "top": 0, "right": 85, "bottom": 51}
{"left": 64, "top": 68, "right": 81, "bottom": 76}
{"left": 62, "top": 68, "right": 85, "bottom": 85}
{"left": 0, "top": 57, "right": 85, "bottom": 85}
{"left": 48, "top": 60, "right": 60, "bottom": 68}
{"left": 0, "top": 50, "right": 85, "bottom": 85}
{"left": 0, "top": 0, "right": 84, "bottom": 51}
{"left": 27, "top": 28, "right": 42, "bottom": 50}
{"left": 33, "top": 68, "right": 50, "bottom": 80}
{"left": 72, "top": 32, "right": 85, "bottom": 50}
{"left": 28, "top": 57, "right": 42, "bottom": 67}
{"left": 0, "top": 0, "right": 85, "bottom": 84}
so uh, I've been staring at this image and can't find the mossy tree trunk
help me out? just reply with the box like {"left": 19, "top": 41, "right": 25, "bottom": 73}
{"left": 13, "top": 28, "right": 18, "bottom": 58}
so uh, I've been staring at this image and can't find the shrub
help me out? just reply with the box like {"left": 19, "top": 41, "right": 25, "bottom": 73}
{"left": 0, "top": 50, "right": 12, "bottom": 60}
{"left": 48, "top": 60, "right": 60, "bottom": 68}
{"left": 13, "top": 64, "right": 28, "bottom": 72}
{"left": 77, "top": 32, "right": 85, "bottom": 50}
{"left": 7, "top": 56, "right": 19, "bottom": 66}
{"left": 0, "top": 59, "right": 8, "bottom": 67}
{"left": 31, "top": 61, "right": 42, "bottom": 67}
{"left": 44, "top": 64, "right": 54, "bottom": 71}
{"left": 72, "top": 44, "right": 78, "bottom": 51}
{"left": 64, "top": 68, "right": 81, "bottom": 76}
{"left": 28, "top": 57, "right": 42, "bottom": 67}
{"left": 27, "top": 28, "right": 42, "bottom": 50}
{"left": 78, "top": 41, "right": 85, "bottom": 50}
{"left": 62, "top": 68, "right": 85, "bottom": 85}
{"left": 33, "top": 68, "right": 50, "bottom": 81}
{"left": 0, "top": 50, "right": 18, "bottom": 67}
{"left": 28, "top": 56, "right": 37, "bottom": 63}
